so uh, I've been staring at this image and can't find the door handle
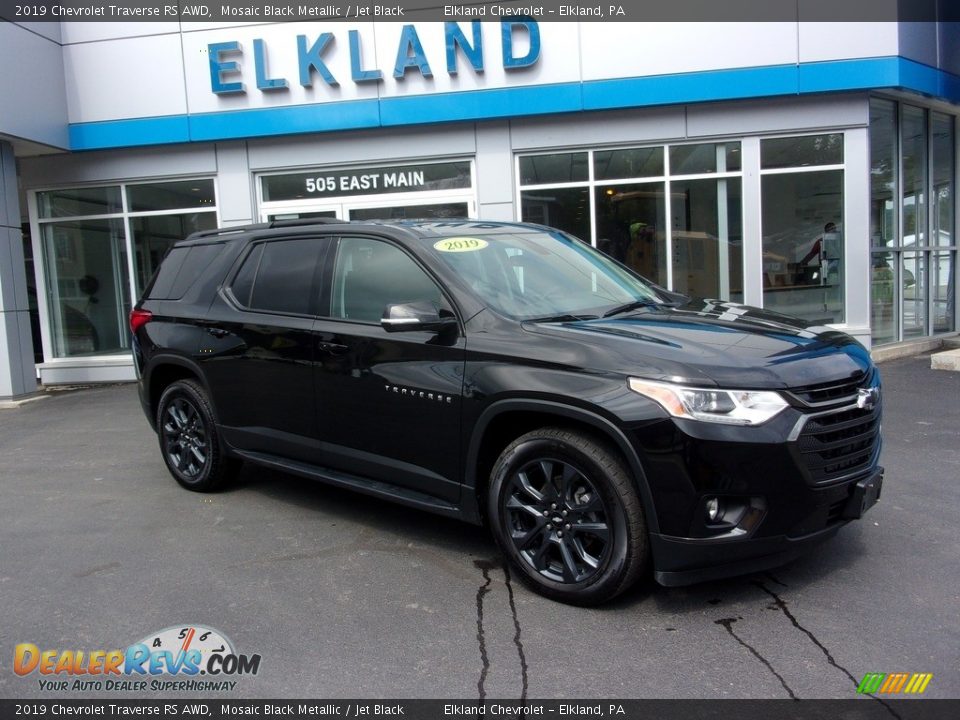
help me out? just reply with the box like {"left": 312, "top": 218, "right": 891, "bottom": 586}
{"left": 206, "top": 327, "right": 230, "bottom": 338}
{"left": 318, "top": 341, "right": 349, "bottom": 355}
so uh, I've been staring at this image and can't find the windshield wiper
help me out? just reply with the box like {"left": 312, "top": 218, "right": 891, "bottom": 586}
{"left": 602, "top": 300, "right": 659, "bottom": 318}
{"left": 526, "top": 313, "right": 599, "bottom": 323}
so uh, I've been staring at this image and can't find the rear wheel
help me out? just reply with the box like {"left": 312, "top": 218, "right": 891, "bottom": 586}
{"left": 156, "top": 379, "right": 238, "bottom": 492}
{"left": 488, "top": 428, "right": 648, "bottom": 605}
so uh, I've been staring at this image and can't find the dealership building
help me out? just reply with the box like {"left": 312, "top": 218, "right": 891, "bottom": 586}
{"left": 0, "top": 17, "right": 958, "bottom": 399}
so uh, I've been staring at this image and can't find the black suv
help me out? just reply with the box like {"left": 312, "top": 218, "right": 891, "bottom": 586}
{"left": 132, "top": 219, "right": 883, "bottom": 605}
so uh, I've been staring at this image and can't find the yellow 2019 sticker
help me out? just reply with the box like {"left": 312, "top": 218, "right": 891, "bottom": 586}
{"left": 433, "top": 237, "right": 489, "bottom": 253}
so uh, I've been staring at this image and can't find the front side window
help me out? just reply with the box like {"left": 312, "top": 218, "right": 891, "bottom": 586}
{"left": 330, "top": 237, "right": 446, "bottom": 323}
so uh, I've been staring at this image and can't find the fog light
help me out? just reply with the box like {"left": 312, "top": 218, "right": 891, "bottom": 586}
{"left": 706, "top": 497, "right": 721, "bottom": 522}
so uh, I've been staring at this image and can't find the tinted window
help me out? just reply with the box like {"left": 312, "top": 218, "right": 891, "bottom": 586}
{"left": 147, "top": 247, "right": 190, "bottom": 300}
{"left": 232, "top": 239, "right": 325, "bottom": 315}
{"left": 331, "top": 237, "right": 445, "bottom": 323}
{"left": 168, "top": 244, "right": 224, "bottom": 299}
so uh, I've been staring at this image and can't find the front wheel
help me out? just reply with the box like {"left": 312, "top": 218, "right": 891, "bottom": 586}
{"left": 156, "top": 379, "right": 237, "bottom": 492}
{"left": 488, "top": 428, "right": 649, "bottom": 605}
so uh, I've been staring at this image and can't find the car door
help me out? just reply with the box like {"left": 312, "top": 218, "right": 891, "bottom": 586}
{"left": 312, "top": 235, "right": 466, "bottom": 504}
{"left": 199, "top": 235, "right": 330, "bottom": 463}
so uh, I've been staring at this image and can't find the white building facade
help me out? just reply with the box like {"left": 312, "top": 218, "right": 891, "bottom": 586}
{"left": 0, "top": 18, "right": 957, "bottom": 394}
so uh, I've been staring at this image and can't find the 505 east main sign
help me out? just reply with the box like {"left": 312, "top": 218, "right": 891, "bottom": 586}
{"left": 208, "top": 21, "right": 542, "bottom": 94}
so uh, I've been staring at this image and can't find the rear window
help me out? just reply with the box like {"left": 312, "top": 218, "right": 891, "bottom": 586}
{"left": 147, "top": 244, "right": 225, "bottom": 300}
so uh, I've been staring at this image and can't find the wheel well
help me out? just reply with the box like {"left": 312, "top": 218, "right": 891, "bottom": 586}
{"left": 472, "top": 410, "right": 634, "bottom": 525}
{"left": 149, "top": 364, "right": 201, "bottom": 422}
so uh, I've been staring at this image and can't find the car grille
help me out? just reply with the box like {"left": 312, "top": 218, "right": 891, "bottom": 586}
{"left": 786, "top": 371, "right": 869, "bottom": 407}
{"left": 797, "top": 404, "right": 881, "bottom": 486}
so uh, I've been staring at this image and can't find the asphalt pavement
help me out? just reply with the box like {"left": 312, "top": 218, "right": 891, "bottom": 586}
{"left": 0, "top": 354, "right": 958, "bottom": 700}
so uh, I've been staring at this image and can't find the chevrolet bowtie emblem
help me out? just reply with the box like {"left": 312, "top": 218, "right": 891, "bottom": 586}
{"left": 857, "top": 387, "right": 880, "bottom": 410}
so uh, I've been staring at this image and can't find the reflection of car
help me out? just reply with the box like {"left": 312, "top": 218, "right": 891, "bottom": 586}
{"left": 132, "top": 219, "right": 883, "bottom": 605}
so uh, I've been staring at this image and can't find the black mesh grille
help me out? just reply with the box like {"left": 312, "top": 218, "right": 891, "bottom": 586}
{"left": 788, "top": 371, "right": 869, "bottom": 406}
{"left": 797, "top": 404, "right": 881, "bottom": 485}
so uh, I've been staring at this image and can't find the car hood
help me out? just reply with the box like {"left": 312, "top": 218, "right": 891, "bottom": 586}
{"left": 522, "top": 300, "right": 872, "bottom": 389}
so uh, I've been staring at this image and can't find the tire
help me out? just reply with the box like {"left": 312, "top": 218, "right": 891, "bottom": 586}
{"left": 156, "top": 379, "right": 238, "bottom": 492}
{"left": 488, "top": 427, "right": 648, "bottom": 606}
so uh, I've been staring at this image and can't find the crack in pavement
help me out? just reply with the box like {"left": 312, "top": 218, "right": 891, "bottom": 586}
{"left": 752, "top": 581, "right": 903, "bottom": 719}
{"left": 473, "top": 559, "right": 530, "bottom": 704}
{"left": 714, "top": 616, "right": 799, "bottom": 701}
{"left": 474, "top": 559, "right": 494, "bottom": 702}
{"left": 502, "top": 562, "right": 529, "bottom": 703}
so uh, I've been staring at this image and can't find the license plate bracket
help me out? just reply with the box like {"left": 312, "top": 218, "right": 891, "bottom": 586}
{"left": 843, "top": 469, "right": 883, "bottom": 520}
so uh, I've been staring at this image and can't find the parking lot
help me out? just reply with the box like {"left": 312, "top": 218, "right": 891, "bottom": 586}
{"left": 1, "top": 354, "right": 958, "bottom": 700}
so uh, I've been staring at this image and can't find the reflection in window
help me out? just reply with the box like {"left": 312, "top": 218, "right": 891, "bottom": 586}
{"left": 128, "top": 180, "right": 215, "bottom": 212}
{"left": 132, "top": 212, "right": 217, "bottom": 296}
{"left": 595, "top": 183, "right": 667, "bottom": 286}
{"left": 902, "top": 251, "right": 926, "bottom": 338}
{"left": 670, "top": 178, "right": 743, "bottom": 301}
{"left": 38, "top": 186, "right": 122, "bottom": 219}
{"left": 761, "top": 167, "right": 844, "bottom": 324}
{"left": 331, "top": 238, "right": 444, "bottom": 323}
{"left": 594, "top": 147, "right": 663, "bottom": 180}
{"left": 871, "top": 251, "right": 897, "bottom": 345}
{"left": 41, "top": 219, "right": 129, "bottom": 357}
{"left": 761, "top": 134, "right": 843, "bottom": 169}
{"left": 521, "top": 187, "right": 590, "bottom": 242}
{"left": 670, "top": 143, "right": 742, "bottom": 175}
{"left": 519, "top": 153, "right": 588, "bottom": 185}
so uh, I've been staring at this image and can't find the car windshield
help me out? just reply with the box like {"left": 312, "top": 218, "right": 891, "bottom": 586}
{"left": 426, "top": 230, "right": 661, "bottom": 320}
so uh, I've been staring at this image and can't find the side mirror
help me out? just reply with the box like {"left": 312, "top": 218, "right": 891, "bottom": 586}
{"left": 381, "top": 301, "right": 457, "bottom": 333}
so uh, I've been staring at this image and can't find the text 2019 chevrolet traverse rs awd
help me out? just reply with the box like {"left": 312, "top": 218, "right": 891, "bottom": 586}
{"left": 132, "top": 219, "right": 883, "bottom": 605}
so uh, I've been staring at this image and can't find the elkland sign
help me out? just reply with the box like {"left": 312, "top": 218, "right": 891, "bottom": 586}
{"left": 208, "top": 21, "right": 542, "bottom": 94}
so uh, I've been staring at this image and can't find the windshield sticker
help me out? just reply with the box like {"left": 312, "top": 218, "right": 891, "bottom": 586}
{"left": 433, "top": 237, "right": 489, "bottom": 253}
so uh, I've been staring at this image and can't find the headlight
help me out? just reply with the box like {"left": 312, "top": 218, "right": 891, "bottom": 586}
{"left": 628, "top": 378, "right": 789, "bottom": 426}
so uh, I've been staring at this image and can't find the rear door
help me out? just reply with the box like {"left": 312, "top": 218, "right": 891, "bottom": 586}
{"left": 199, "top": 235, "right": 330, "bottom": 463}
{"left": 312, "top": 235, "right": 466, "bottom": 503}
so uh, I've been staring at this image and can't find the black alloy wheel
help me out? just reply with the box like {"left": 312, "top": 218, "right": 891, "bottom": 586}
{"left": 489, "top": 427, "right": 649, "bottom": 605}
{"left": 504, "top": 458, "right": 611, "bottom": 584}
{"left": 156, "top": 379, "right": 237, "bottom": 491}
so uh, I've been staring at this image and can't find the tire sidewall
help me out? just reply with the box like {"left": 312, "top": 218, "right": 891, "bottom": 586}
{"left": 156, "top": 380, "right": 218, "bottom": 490}
{"left": 488, "top": 433, "right": 632, "bottom": 604}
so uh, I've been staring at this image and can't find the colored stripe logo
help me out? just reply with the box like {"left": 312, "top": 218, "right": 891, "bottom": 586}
{"left": 857, "top": 673, "right": 933, "bottom": 695}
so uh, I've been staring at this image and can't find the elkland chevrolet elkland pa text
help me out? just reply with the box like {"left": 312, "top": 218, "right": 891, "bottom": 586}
{"left": 132, "top": 219, "right": 883, "bottom": 604}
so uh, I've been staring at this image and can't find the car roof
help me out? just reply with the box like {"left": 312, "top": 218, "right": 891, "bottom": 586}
{"left": 179, "top": 218, "right": 552, "bottom": 246}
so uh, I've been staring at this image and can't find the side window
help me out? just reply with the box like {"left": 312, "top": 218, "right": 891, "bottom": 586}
{"left": 331, "top": 237, "right": 446, "bottom": 323}
{"left": 230, "top": 238, "right": 324, "bottom": 315}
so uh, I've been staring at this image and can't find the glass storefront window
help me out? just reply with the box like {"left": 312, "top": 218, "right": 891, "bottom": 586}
{"left": 670, "top": 177, "right": 743, "bottom": 301}
{"left": 761, "top": 133, "right": 843, "bottom": 169}
{"left": 40, "top": 219, "right": 129, "bottom": 357}
{"left": 519, "top": 153, "right": 588, "bottom": 185}
{"left": 35, "top": 179, "right": 218, "bottom": 360}
{"left": 670, "top": 143, "right": 742, "bottom": 175}
{"left": 594, "top": 147, "right": 663, "bottom": 181}
{"left": 595, "top": 183, "right": 667, "bottom": 286}
{"left": 38, "top": 186, "right": 122, "bottom": 219}
{"left": 521, "top": 187, "right": 591, "bottom": 243}
{"left": 760, "top": 134, "right": 844, "bottom": 324}
{"left": 518, "top": 143, "right": 744, "bottom": 302}
{"left": 128, "top": 180, "right": 215, "bottom": 212}
{"left": 869, "top": 100, "right": 956, "bottom": 343}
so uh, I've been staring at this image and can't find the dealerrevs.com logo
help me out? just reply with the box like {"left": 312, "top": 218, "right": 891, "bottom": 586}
{"left": 14, "top": 625, "right": 261, "bottom": 692}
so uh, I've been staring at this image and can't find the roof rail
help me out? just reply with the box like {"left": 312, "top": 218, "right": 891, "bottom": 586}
{"left": 186, "top": 224, "right": 270, "bottom": 242}
{"left": 184, "top": 217, "right": 345, "bottom": 243}
{"left": 269, "top": 217, "right": 344, "bottom": 229}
